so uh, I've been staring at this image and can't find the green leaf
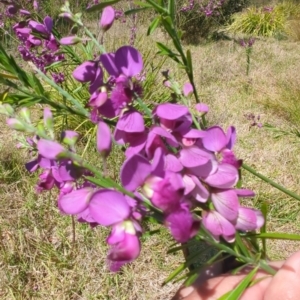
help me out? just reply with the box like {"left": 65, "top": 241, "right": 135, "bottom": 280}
{"left": 186, "top": 49, "right": 193, "bottom": 75}
{"left": 234, "top": 233, "right": 252, "bottom": 259}
{"left": 260, "top": 202, "right": 268, "bottom": 256}
{"left": 147, "top": 16, "right": 161, "bottom": 36}
{"left": 218, "top": 266, "right": 259, "bottom": 300}
{"left": 156, "top": 42, "right": 181, "bottom": 64}
{"left": 168, "top": 0, "right": 175, "bottom": 23}
{"left": 86, "top": 0, "right": 121, "bottom": 12}
{"left": 145, "top": 0, "right": 168, "bottom": 14}
{"left": 249, "top": 232, "right": 300, "bottom": 240}
{"left": 133, "top": 1, "right": 153, "bottom": 8}
{"left": 125, "top": 7, "right": 151, "bottom": 16}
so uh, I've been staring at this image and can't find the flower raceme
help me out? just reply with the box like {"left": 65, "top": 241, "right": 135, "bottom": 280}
{"left": 2, "top": 94, "right": 264, "bottom": 272}
{"left": 0, "top": 9, "right": 265, "bottom": 271}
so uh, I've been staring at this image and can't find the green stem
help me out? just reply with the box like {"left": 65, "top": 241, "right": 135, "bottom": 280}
{"left": 242, "top": 163, "right": 300, "bottom": 201}
{"left": 83, "top": 26, "right": 106, "bottom": 54}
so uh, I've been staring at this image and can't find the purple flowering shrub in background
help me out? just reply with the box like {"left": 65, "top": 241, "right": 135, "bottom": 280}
{"left": 1, "top": 0, "right": 300, "bottom": 292}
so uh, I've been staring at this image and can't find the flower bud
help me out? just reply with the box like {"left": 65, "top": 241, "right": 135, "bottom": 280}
{"left": 183, "top": 82, "right": 193, "bottom": 97}
{"left": 96, "top": 119, "right": 112, "bottom": 158}
{"left": 33, "top": 0, "right": 39, "bottom": 11}
{"left": 100, "top": 6, "right": 115, "bottom": 32}
{"left": 0, "top": 104, "right": 14, "bottom": 116}
{"left": 60, "top": 35, "right": 82, "bottom": 45}
{"left": 7, "top": 5, "right": 18, "bottom": 15}
{"left": 61, "top": 130, "right": 79, "bottom": 147}
{"left": 6, "top": 118, "right": 26, "bottom": 131}
{"left": 43, "top": 107, "right": 54, "bottom": 132}
{"left": 19, "top": 107, "right": 31, "bottom": 123}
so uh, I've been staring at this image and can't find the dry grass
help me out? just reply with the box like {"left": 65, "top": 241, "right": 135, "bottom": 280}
{"left": 1, "top": 20, "right": 300, "bottom": 299}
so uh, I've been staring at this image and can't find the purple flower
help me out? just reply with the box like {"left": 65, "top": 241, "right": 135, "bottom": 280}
{"left": 59, "top": 187, "right": 94, "bottom": 215}
{"left": 29, "top": 16, "right": 53, "bottom": 37}
{"left": 100, "top": 46, "right": 143, "bottom": 78}
{"left": 72, "top": 61, "right": 100, "bottom": 83}
{"left": 235, "top": 207, "right": 264, "bottom": 231}
{"left": 107, "top": 222, "right": 141, "bottom": 272}
{"left": 165, "top": 208, "right": 200, "bottom": 243}
{"left": 211, "top": 189, "right": 239, "bottom": 221}
{"left": 202, "top": 210, "right": 236, "bottom": 242}
{"left": 37, "top": 139, "right": 66, "bottom": 160}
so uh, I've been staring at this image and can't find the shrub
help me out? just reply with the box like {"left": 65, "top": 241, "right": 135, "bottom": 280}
{"left": 226, "top": 1, "right": 300, "bottom": 37}
{"left": 174, "top": 0, "right": 250, "bottom": 43}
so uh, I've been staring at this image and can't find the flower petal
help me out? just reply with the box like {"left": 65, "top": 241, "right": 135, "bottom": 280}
{"left": 211, "top": 189, "right": 239, "bottom": 221}
{"left": 100, "top": 52, "right": 119, "bottom": 77}
{"left": 72, "top": 61, "right": 97, "bottom": 82}
{"left": 37, "top": 139, "right": 66, "bottom": 160}
{"left": 202, "top": 211, "right": 236, "bottom": 242}
{"left": 117, "top": 110, "right": 144, "bottom": 133}
{"left": 204, "top": 163, "right": 239, "bottom": 189}
{"left": 179, "top": 146, "right": 212, "bottom": 168}
{"left": 115, "top": 46, "right": 143, "bottom": 77}
{"left": 165, "top": 209, "right": 200, "bottom": 243}
{"left": 202, "top": 126, "right": 227, "bottom": 152}
{"left": 89, "top": 190, "right": 130, "bottom": 226}
{"left": 155, "top": 103, "right": 189, "bottom": 120}
{"left": 236, "top": 207, "right": 264, "bottom": 231}
{"left": 121, "top": 154, "right": 151, "bottom": 191}
{"left": 59, "top": 187, "right": 94, "bottom": 215}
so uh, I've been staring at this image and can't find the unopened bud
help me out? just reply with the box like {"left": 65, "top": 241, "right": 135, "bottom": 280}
{"left": 6, "top": 118, "right": 26, "bottom": 131}
{"left": 60, "top": 35, "right": 82, "bottom": 45}
{"left": 0, "top": 104, "right": 14, "bottom": 116}
{"left": 100, "top": 6, "right": 115, "bottom": 32}
{"left": 19, "top": 107, "right": 31, "bottom": 123}
{"left": 61, "top": 130, "right": 79, "bottom": 147}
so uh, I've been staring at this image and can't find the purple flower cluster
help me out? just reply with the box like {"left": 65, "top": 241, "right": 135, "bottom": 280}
{"left": 1, "top": 3, "right": 265, "bottom": 272}
{"left": 72, "top": 45, "right": 143, "bottom": 121}
{"left": 11, "top": 15, "right": 63, "bottom": 74}
{"left": 9, "top": 45, "right": 263, "bottom": 271}
{"left": 180, "top": 0, "right": 225, "bottom": 17}
{"left": 239, "top": 37, "right": 256, "bottom": 48}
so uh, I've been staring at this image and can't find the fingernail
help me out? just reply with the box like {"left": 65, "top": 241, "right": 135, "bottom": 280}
{"left": 180, "top": 286, "right": 194, "bottom": 298}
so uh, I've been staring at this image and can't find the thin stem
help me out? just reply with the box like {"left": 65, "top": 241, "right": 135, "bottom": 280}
{"left": 71, "top": 215, "right": 76, "bottom": 244}
{"left": 242, "top": 163, "right": 300, "bottom": 201}
{"left": 83, "top": 26, "right": 106, "bottom": 54}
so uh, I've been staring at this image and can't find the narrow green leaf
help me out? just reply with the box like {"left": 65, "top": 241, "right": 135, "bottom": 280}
{"left": 147, "top": 16, "right": 161, "bottom": 36}
{"left": 156, "top": 42, "right": 181, "bottom": 64}
{"left": 168, "top": 0, "right": 175, "bottom": 22}
{"left": 218, "top": 266, "right": 259, "bottom": 300}
{"left": 85, "top": 175, "right": 116, "bottom": 189}
{"left": 125, "top": 7, "right": 151, "bottom": 16}
{"left": 249, "top": 232, "right": 300, "bottom": 240}
{"left": 86, "top": 0, "right": 121, "bottom": 12}
{"left": 133, "top": 1, "right": 153, "bottom": 8}
{"left": 260, "top": 202, "right": 268, "bottom": 256}
{"left": 186, "top": 49, "right": 193, "bottom": 75}
{"left": 145, "top": 0, "right": 168, "bottom": 14}
{"left": 235, "top": 233, "right": 252, "bottom": 258}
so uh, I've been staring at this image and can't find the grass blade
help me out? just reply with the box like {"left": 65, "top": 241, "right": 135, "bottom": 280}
{"left": 218, "top": 266, "right": 259, "bottom": 300}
